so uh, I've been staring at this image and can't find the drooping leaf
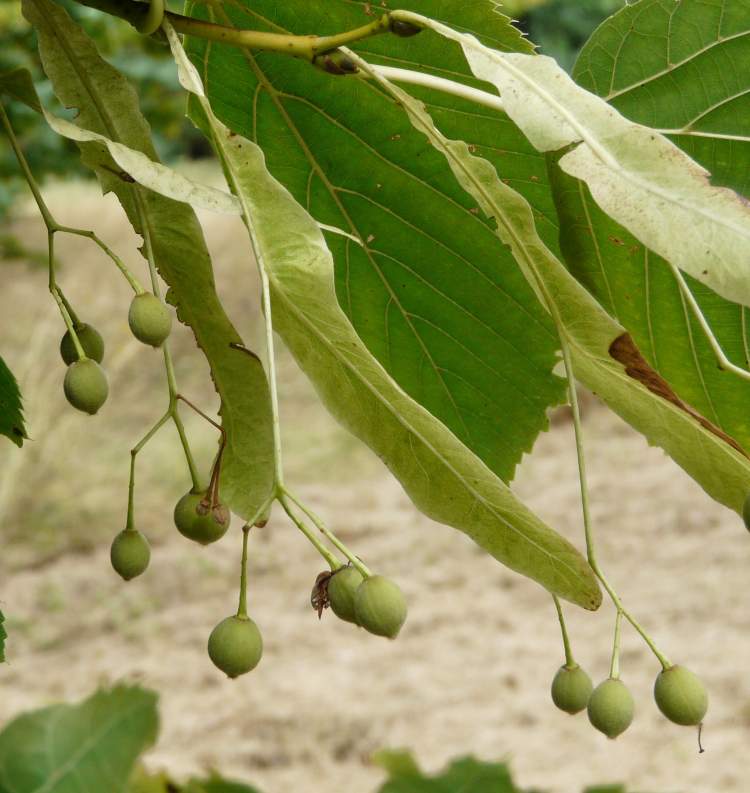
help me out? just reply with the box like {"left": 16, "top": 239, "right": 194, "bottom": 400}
{"left": 550, "top": 0, "right": 750, "bottom": 455}
{"left": 358, "top": 58, "right": 750, "bottom": 515}
{"left": 0, "top": 69, "right": 240, "bottom": 215}
{"left": 391, "top": 9, "right": 750, "bottom": 308}
{"left": 166, "top": 23, "right": 601, "bottom": 610}
{"left": 0, "top": 685, "right": 158, "bottom": 793}
{"left": 22, "top": 0, "right": 275, "bottom": 519}
{"left": 0, "top": 355, "right": 27, "bottom": 448}
{"left": 185, "top": 0, "right": 568, "bottom": 485}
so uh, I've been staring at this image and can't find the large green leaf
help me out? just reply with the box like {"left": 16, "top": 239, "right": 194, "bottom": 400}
{"left": 550, "top": 0, "right": 750, "bottom": 453}
{"left": 0, "top": 356, "right": 26, "bottom": 448}
{"left": 22, "top": 0, "right": 275, "bottom": 519}
{"left": 0, "top": 685, "right": 158, "bottom": 793}
{"left": 391, "top": 8, "right": 750, "bottom": 308}
{"left": 185, "top": 0, "right": 568, "bottom": 484}
{"left": 357, "top": 58, "right": 750, "bottom": 515}
{"left": 167, "top": 22, "right": 601, "bottom": 609}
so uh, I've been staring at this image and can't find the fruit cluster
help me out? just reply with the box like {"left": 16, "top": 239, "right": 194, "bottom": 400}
{"left": 61, "top": 292, "right": 172, "bottom": 415}
{"left": 550, "top": 661, "right": 708, "bottom": 739}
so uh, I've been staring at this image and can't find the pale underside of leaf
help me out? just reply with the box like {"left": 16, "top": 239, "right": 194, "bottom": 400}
{"left": 391, "top": 10, "right": 750, "bottom": 308}
{"left": 551, "top": 0, "right": 750, "bottom": 457}
{"left": 163, "top": 21, "right": 601, "bottom": 610}
{"left": 354, "top": 55, "right": 750, "bottom": 515}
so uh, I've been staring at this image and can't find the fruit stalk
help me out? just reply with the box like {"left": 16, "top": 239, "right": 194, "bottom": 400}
{"left": 278, "top": 495, "right": 340, "bottom": 570}
{"left": 237, "top": 524, "right": 250, "bottom": 619}
{"left": 127, "top": 411, "right": 171, "bottom": 530}
{"left": 283, "top": 488, "right": 372, "bottom": 578}
{"left": 552, "top": 595, "right": 575, "bottom": 668}
{"left": 558, "top": 332, "right": 671, "bottom": 670}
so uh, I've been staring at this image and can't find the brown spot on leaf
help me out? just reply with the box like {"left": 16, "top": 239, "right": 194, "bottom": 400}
{"left": 609, "top": 333, "right": 747, "bottom": 456}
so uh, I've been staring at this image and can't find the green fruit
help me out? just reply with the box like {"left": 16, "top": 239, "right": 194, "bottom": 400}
{"left": 354, "top": 575, "right": 407, "bottom": 638}
{"left": 128, "top": 293, "right": 172, "bottom": 347}
{"left": 551, "top": 664, "right": 594, "bottom": 715}
{"left": 654, "top": 665, "right": 708, "bottom": 726}
{"left": 174, "top": 489, "right": 230, "bottom": 545}
{"left": 63, "top": 358, "right": 109, "bottom": 414}
{"left": 110, "top": 529, "right": 151, "bottom": 581}
{"left": 60, "top": 323, "right": 104, "bottom": 365}
{"left": 587, "top": 678, "right": 635, "bottom": 739}
{"left": 328, "top": 566, "right": 364, "bottom": 624}
{"left": 207, "top": 615, "right": 263, "bottom": 678}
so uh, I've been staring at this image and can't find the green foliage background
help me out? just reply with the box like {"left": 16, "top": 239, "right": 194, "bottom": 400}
{"left": 0, "top": 0, "right": 205, "bottom": 216}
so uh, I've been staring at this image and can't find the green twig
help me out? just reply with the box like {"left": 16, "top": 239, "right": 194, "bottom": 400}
{"left": 72, "top": 0, "right": 395, "bottom": 62}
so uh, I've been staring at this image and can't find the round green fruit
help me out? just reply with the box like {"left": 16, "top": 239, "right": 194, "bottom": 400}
{"left": 654, "top": 665, "right": 708, "bottom": 726}
{"left": 551, "top": 664, "right": 594, "bottom": 715}
{"left": 207, "top": 615, "right": 263, "bottom": 678}
{"left": 587, "top": 678, "right": 635, "bottom": 739}
{"left": 128, "top": 293, "right": 172, "bottom": 348}
{"left": 328, "top": 566, "right": 364, "bottom": 624}
{"left": 63, "top": 358, "right": 109, "bottom": 414}
{"left": 173, "top": 489, "right": 230, "bottom": 545}
{"left": 110, "top": 529, "right": 151, "bottom": 581}
{"left": 354, "top": 575, "right": 407, "bottom": 639}
{"left": 60, "top": 323, "right": 104, "bottom": 365}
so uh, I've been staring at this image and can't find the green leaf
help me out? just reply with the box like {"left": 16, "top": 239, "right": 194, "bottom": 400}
{"left": 376, "top": 756, "right": 519, "bottom": 793}
{"left": 0, "top": 609, "right": 6, "bottom": 664}
{"left": 372, "top": 749, "right": 423, "bottom": 779}
{"left": 168, "top": 24, "right": 601, "bottom": 610}
{"left": 550, "top": 0, "right": 750, "bottom": 462}
{"left": 0, "top": 685, "right": 158, "bottom": 793}
{"left": 359, "top": 59, "right": 750, "bottom": 515}
{"left": 185, "top": 0, "right": 568, "bottom": 485}
{"left": 22, "top": 0, "right": 275, "bottom": 519}
{"left": 128, "top": 767, "right": 173, "bottom": 793}
{"left": 0, "top": 355, "right": 27, "bottom": 448}
{"left": 0, "top": 67, "right": 41, "bottom": 112}
{"left": 182, "top": 774, "right": 261, "bottom": 793}
{"left": 394, "top": 9, "right": 750, "bottom": 308}
{"left": 583, "top": 788, "right": 626, "bottom": 793}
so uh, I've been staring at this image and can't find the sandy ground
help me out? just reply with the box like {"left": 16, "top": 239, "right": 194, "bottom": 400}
{"left": 1, "top": 182, "right": 749, "bottom": 793}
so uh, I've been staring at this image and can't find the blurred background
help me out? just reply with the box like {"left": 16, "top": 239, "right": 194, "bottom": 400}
{"left": 3, "top": 1, "right": 750, "bottom": 791}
